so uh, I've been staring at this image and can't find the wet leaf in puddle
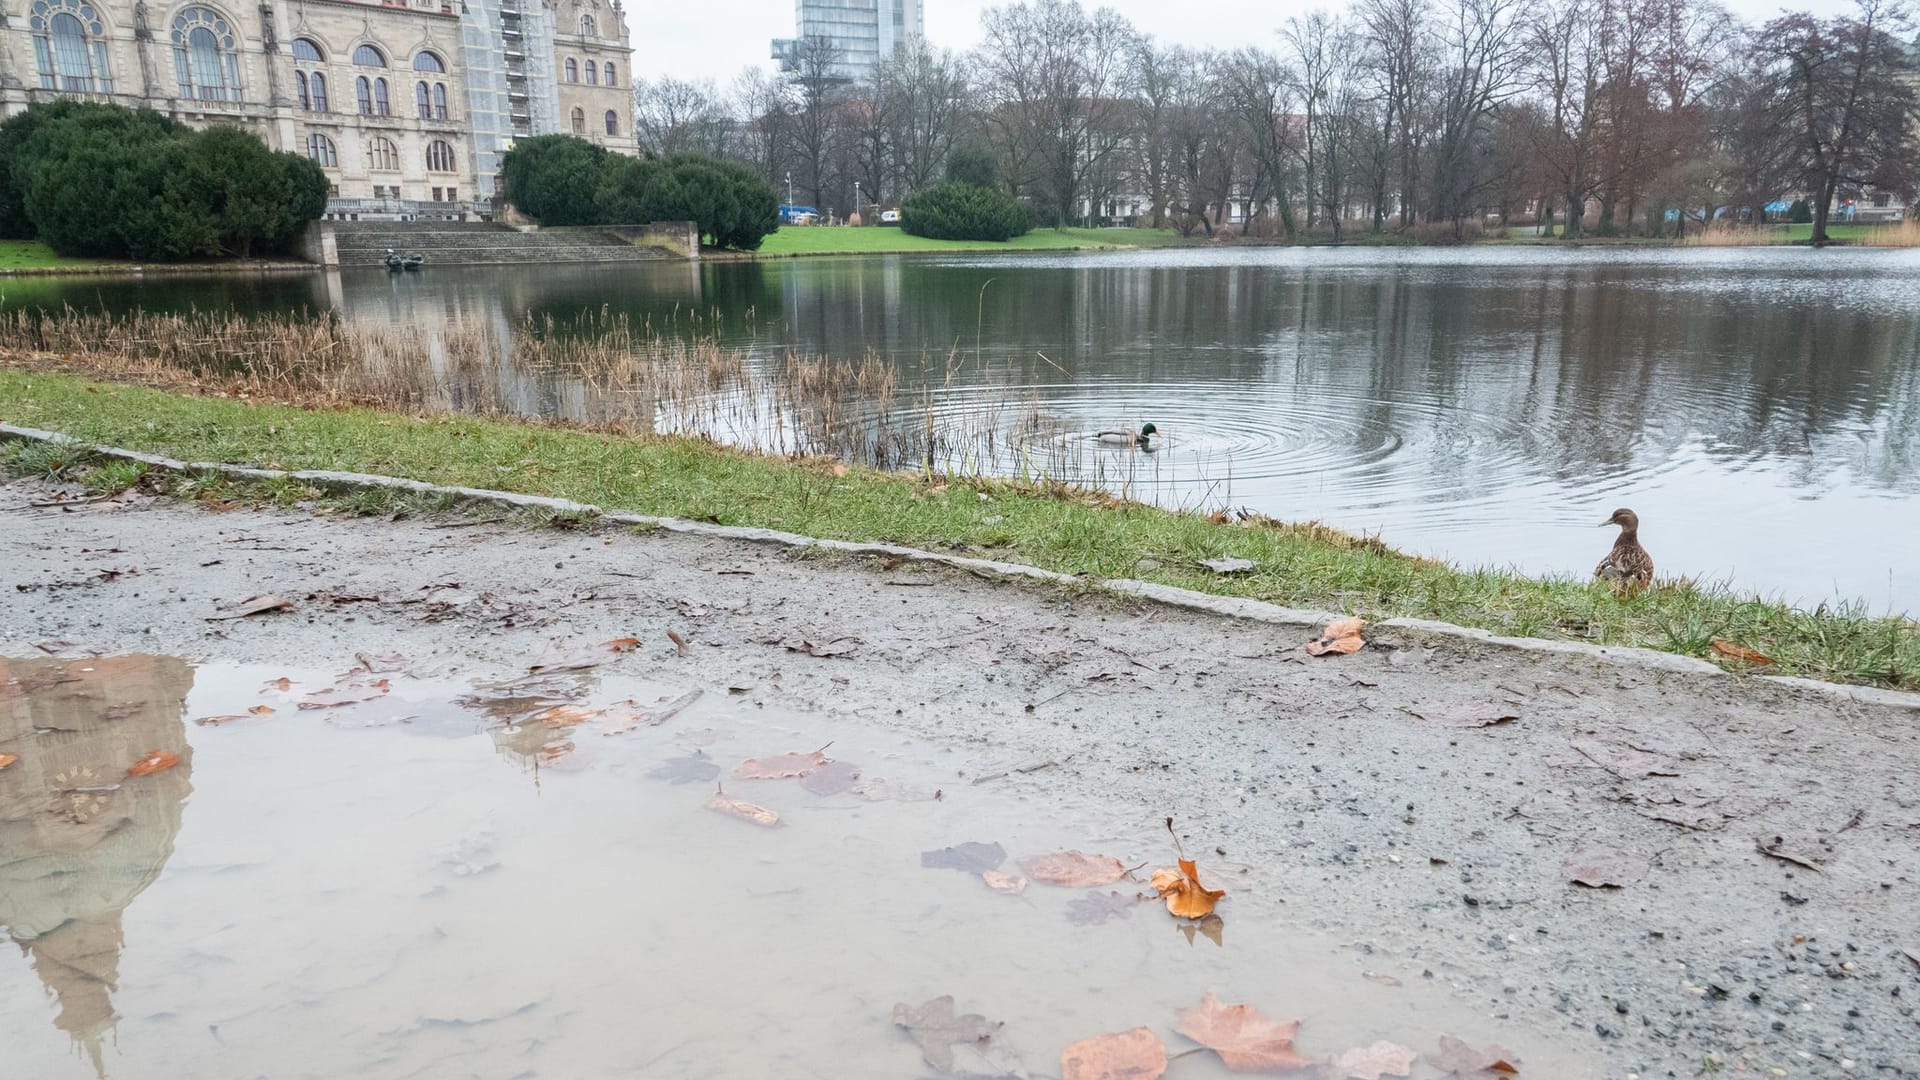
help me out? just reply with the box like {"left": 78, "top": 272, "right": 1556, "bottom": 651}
{"left": 980, "top": 869, "right": 1027, "bottom": 894}
{"left": 650, "top": 754, "right": 720, "bottom": 784}
{"left": 1150, "top": 858, "right": 1226, "bottom": 919}
{"left": 298, "top": 679, "right": 392, "bottom": 710}
{"left": 1066, "top": 890, "right": 1146, "bottom": 925}
{"left": 1330, "top": 1041, "right": 1418, "bottom": 1079}
{"left": 1060, "top": 1026, "right": 1166, "bottom": 1080}
{"left": 1019, "top": 851, "right": 1128, "bottom": 888}
{"left": 799, "top": 760, "right": 860, "bottom": 795}
{"left": 1305, "top": 617, "right": 1366, "bottom": 657}
{"left": 528, "top": 637, "right": 640, "bottom": 674}
{"left": 891, "top": 995, "right": 1004, "bottom": 1072}
{"left": 1561, "top": 847, "right": 1649, "bottom": 888}
{"left": 706, "top": 784, "right": 779, "bottom": 827}
{"left": 353, "top": 651, "right": 408, "bottom": 674}
{"left": 676, "top": 728, "right": 731, "bottom": 747}
{"left": 921, "top": 841, "right": 1006, "bottom": 874}
{"left": 248, "top": 704, "right": 275, "bottom": 716}
{"left": 207, "top": 593, "right": 294, "bottom": 620}
{"left": 194, "top": 714, "right": 252, "bottom": 726}
{"left": 1428, "top": 1035, "right": 1520, "bottom": 1077}
{"left": 1174, "top": 992, "right": 1310, "bottom": 1071}
{"left": 1176, "top": 913, "right": 1225, "bottom": 947}
{"left": 735, "top": 747, "right": 829, "bottom": 779}
{"left": 533, "top": 704, "right": 598, "bottom": 728}
{"left": 599, "top": 700, "right": 651, "bottom": 734}
{"left": 127, "top": 750, "right": 181, "bottom": 777}
{"left": 265, "top": 677, "right": 294, "bottom": 692}
{"left": 0, "top": 752, "right": 17, "bottom": 770}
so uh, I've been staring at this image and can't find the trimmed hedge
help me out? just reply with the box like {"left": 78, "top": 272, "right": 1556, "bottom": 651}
{"left": 901, "top": 181, "right": 1031, "bottom": 242}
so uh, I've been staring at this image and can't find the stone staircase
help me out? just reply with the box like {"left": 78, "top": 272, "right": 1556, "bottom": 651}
{"left": 329, "top": 222, "right": 676, "bottom": 267}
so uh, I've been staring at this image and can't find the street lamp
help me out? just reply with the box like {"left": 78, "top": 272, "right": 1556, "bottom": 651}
{"left": 785, "top": 171, "right": 793, "bottom": 217}
{"left": 854, "top": 180, "right": 862, "bottom": 224}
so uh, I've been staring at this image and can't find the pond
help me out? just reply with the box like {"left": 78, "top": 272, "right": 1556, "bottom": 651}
{"left": 5, "top": 245, "right": 1916, "bottom": 612}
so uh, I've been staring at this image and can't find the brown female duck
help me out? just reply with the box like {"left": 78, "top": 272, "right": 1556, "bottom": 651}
{"left": 1595, "top": 507, "right": 1654, "bottom": 590}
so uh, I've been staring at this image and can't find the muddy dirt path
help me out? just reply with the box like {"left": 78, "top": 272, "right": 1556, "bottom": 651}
{"left": 2, "top": 485, "right": 1916, "bottom": 1079}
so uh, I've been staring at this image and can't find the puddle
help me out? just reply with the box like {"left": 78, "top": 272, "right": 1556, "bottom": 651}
{"left": 0, "top": 655, "right": 1598, "bottom": 1079}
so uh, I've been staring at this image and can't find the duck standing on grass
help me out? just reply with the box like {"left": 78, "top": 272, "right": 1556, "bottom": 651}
{"left": 1595, "top": 507, "right": 1654, "bottom": 590}
{"left": 1094, "top": 423, "right": 1158, "bottom": 450}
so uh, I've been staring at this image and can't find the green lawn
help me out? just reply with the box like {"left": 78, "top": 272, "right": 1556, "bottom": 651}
{"left": 754, "top": 226, "right": 1185, "bottom": 256}
{"left": 0, "top": 240, "right": 107, "bottom": 271}
{"left": 3, "top": 366, "right": 1915, "bottom": 688}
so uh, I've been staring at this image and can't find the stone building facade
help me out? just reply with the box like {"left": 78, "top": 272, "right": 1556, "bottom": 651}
{"left": 0, "top": 0, "right": 637, "bottom": 219}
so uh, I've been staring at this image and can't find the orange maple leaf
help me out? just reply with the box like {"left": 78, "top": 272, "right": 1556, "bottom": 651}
{"left": 1150, "top": 857, "right": 1225, "bottom": 918}
{"left": 1174, "top": 992, "right": 1311, "bottom": 1071}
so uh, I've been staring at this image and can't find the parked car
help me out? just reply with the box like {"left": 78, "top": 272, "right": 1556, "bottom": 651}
{"left": 879, "top": 208, "right": 902, "bottom": 225}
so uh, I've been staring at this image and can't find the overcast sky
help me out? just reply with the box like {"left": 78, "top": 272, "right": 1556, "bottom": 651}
{"left": 624, "top": 0, "right": 1867, "bottom": 88}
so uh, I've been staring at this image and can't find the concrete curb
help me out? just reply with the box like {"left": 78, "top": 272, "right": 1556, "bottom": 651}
{"left": 6, "top": 421, "right": 1917, "bottom": 712}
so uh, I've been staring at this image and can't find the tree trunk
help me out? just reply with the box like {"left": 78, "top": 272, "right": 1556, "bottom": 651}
{"left": 1812, "top": 178, "right": 1835, "bottom": 243}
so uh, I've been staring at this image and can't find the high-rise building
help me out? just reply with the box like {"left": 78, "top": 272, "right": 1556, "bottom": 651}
{"left": 772, "top": 0, "right": 923, "bottom": 84}
{"left": 0, "top": 0, "right": 637, "bottom": 219}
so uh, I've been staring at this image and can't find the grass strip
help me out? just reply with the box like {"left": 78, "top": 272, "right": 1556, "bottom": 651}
{"left": 2, "top": 366, "right": 1913, "bottom": 689}
{"left": 752, "top": 226, "right": 1186, "bottom": 256}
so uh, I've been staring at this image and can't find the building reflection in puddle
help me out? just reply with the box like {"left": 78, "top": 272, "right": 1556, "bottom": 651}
{"left": 0, "top": 656, "right": 195, "bottom": 1078}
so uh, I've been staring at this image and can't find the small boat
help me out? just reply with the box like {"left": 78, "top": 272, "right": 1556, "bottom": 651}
{"left": 384, "top": 249, "right": 403, "bottom": 272}
{"left": 402, "top": 253, "right": 425, "bottom": 271}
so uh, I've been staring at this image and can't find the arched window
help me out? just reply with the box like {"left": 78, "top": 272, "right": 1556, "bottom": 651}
{"left": 603, "top": 61, "right": 616, "bottom": 86}
{"left": 604, "top": 109, "right": 617, "bottom": 136}
{"left": 570, "top": 106, "right": 584, "bottom": 134}
{"left": 368, "top": 136, "right": 399, "bottom": 171}
{"left": 308, "top": 71, "right": 329, "bottom": 111}
{"left": 585, "top": 60, "right": 597, "bottom": 85}
{"left": 415, "top": 80, "right": 430, "bottom": 118}
{"left": 291, "top": 37, "right": 324, "bottom": 62}
{"left": 29, "top": 1, "right": 114, "bottom": 93}
{"left": 412, "top": 51, "right": 445, "bottom": 73}
{"left": 425, "top": 139, "right": 455, "bottom": 172}
{"left": 306, "top": 133, "right": 338, "bottom": 168}
{"left": 373, "top": 77, "right": 390, "bottom": 115}
{"left": 564, "top": 58, "right": 577, "bottom": 83}
{"left": 171, "top": 7, "right": 240, "bottom": 101}
{"left": 296, "top": 70, "right": 309, "bottom": 110}
{"left": 580, "top": 14, "right": 595, "bottom": 36}
{"left": 352, "top": 44, "right": 386, "bottom": 67}
{"left": 432, "top": 83, "right": 448, "bottom": 120}
{"left": 355, "top": 75, "right": 372, "bottom": 114}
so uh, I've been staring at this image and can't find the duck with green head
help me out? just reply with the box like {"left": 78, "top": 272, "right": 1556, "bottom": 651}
{"left": 1094, "top": 423, "right": 1158, "bottom": 449}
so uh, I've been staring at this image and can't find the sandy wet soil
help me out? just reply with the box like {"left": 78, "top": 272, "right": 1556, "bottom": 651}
{"left": 1, "top": 482, "right": 1916, "bottom": 1079}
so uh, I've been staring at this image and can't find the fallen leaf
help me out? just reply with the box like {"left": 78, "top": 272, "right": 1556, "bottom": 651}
{"left": 649, "top": 754, "right": 720, "bottom": 784}
{"left": 1200, "top": 556, "right": 1258, "bottom": 574}
{"left": 194, "top": 714, "right": 251, "bottom": 726}
{"left": 354, "top": 651, "right": 407, "bottom": 673}
{"left": 1061, "top": 1027, "right": 1167, "bottom": 1080}
{"left": 1428, "top": 1035, "right": 1520, "bottom": 1077}
{"left": 1710, "top": 639, "right": 1773, "bottom": 665}
{"left": 598, "top": 700, "right": 651, "bottom": 734}
{"left": 981, "top": 870, "right": 1028, "bottom": 894}
{"left": 668, "top": 630, "right": 690, "bottom": 656}
{"left": 1019, "top": 850, "right": 1129, "bottom": 888}
{"left": 1329, "top": 1041, "right": 1418, "bottom": 1079}
{"left": 1306, "top": 617, "right": 1366, "bottom": 657}
{"left": 604, "top": 637, "right": 641, "bottom": 652}
{"left": 298, "top": 678, "right": 391, "bottom": 710}
{"left": 533, "top": 704, "right": 598, "bottom": 728}
{"left": 528, "top": 637, "right": 640, "bottom": 674}
{"left": 127, "top": 750, "right": 181, "bottom": 777}
{"left": 921, "top": 841, "right": 1007, "bottom": 874}
{"left": 207, "top": 593, "right": 293, "bottom": 620}
{"left": 1174, "top": 993, "right": 1310, "bottom": 1071}
{"left": 1561, "top": 847, "right": 1650, "bottom": 888}
{"left": 735, "top": 748, "right": 829, "bottom": 779}
{"left": 1177, "top": 912, "right": 1226, "bottom": 946}
{"left": 1150, "top": 858, "right": 1226, "bottom": 918}
{"left": 799, "top": 760, "right": 861, "bottom": 795}
{"left": 706, "top": 784, "right": 779, "bottom": 827}
{"left": 265, "top": 677, "right": 293, "bottom": 692}
{"left": 891, "top": 995, "right": 1003, "bottom": 1071}
{"left": 248, "top": 704, "right": 275, "bottom": 716}
{"left": 1067, "top": 890, "right": 1145, "bottom": 925}
{"left": 0, "top": 753, "right": 17, "bottom": 770}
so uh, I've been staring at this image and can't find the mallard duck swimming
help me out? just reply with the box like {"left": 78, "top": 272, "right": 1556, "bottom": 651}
{"left": 1595, "top": 507, "right": 1654, "bottom": 590}
{"left": 1094, "top": 423, "right": 1157, "bottom": 449}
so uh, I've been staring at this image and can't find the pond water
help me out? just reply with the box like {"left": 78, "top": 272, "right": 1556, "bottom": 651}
{"left": 4, "top": 245, "right": 1917, "bottom": 612}
{"left": 0, "top": 654, "right": 1591, "bottom": 1079}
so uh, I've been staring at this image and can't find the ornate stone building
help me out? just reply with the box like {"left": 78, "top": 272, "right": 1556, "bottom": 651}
{"left": 0, "top": 0, "right": 637, "bottom": 219}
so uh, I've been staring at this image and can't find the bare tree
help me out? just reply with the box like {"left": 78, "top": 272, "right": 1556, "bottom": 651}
{"left": 633, "top": 77, "right": 732, "bottom": 158}
{"left": 1526, "top": 0, "right": 1605, "bottom": 236}
{"left": 786, "top": 36, "right": 849, "bottom": 209}
{"left": 1755, "top": 0, "right": 1918, "bottom": 243}
{"left": 1356, "top": 0, "right": 1429, "bottom": 229}
{"left": 1217, "top": 47, "right": 1299, "bottom": 236}
{"left": 1425, "top": 0, "right": 1527, "bottom": 231}
{"left": 879, "top": 41, "right": 970, "bottom": 196}
{"left": 728, "top": 66, "right": 792, "bottom": 193}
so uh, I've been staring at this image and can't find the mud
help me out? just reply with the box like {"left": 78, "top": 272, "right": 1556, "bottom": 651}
{"left": 2, "top": 481, "right": 1916, "bottom": 1078}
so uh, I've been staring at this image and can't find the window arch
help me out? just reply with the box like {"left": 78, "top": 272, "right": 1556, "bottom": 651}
{"left": 352, "top": 44, "right": 386, "bottom": 67}
{"left": 580, "top": 14, "right": 595, "bottom": 36}
{"left": 412, "top": 50, "right": 445, "bottom": 73}
{"left": 29, "top": 0, "right": 114, "bottom": 93}
{"left": 603, "top": 61, "right": 616, "bottom": 86}
{"left": 373, "top": 77, "right": 390, "bottom": 115}
{"left": 415, "top": 80, "right": 430, "bottom": 118}
{"left": 291, "top": 37, "right": 324, "bottom": 62}
{"left": 296, "top": 70, "right": 328, "bottom": 112}
{"left": 604, "top": 109, "right": 617, "bottom": 136}
{"left": 433, "top": 83, "right": 448, "bottom": 119}
{"left": 171, "top": 7, "right": 240, "bottom": 102}
{"left": 306, "top": 133, "right": 338, "bottom": 168}
{"left": 425, "top": 139, "right": 455, "bottom": 172}
{"left": 564, "top": 57, "right": 577, "bottom": 83}
{"left": 585, "top": 60, "right": 597, "bottom": 85}
{"left": 570, "top": 106, "right": 584, "bottom": 135}
{"left": 355, "top": 75, "right": 371, "bottom": 114}
{"left": 368, "top": 136, "right": 399, "bottom": 171}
